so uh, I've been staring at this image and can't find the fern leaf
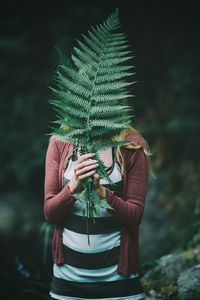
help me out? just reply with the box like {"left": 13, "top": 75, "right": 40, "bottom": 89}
{"left": 71, "top": 54, "right": 96, "bottom": 78}
{"left": 76, "top": 39, "right": 99, "bottom": 61}
{"left": 99, "top": 56, "right": 135, "bottom": 68}
{"left": 55, "top": 71, "right": 91, "bottom": 99}
{"left": 98, "top": 65, "right": 134, "bottom": 75}
{"left": 106, "top": 44, "right": 131, "bottom": 53}
{"left": 73, "top": 47, "right": 98, "bottom": 66}
{"left": 48, "top": 8, "right": 138, "bottom": 243}
{"left": 87, "top": 30, "right": 103, "bottom": 49}
{"left": 91, "top": 119, "right": 127, "bottom": 129}
{"left": 96, "top": 72, "right": 135, "bottom": 84}
{"left": 91, "top": 105, "right": 132, "bottom": 118}
{"left": 48, "top": 88, "right": 89, "bottom": 111}
{"left": 91, "top": 93, "right": 134, "bottom": 102}
{"left": 81, "top": 34, "right": 102, "bottom": 56}
{"left": 89, "top": 127, "right": 123, "bottom": 138}
{"left": 91, "top": 139, "right": 130, "bottom": 153}
{"left": 94, "top": 80, "right": 136, "bottom": 94}
{"left": 103, "top": 51, "right": 134, "bottom": 60}
{"left": 51, "top": 118, "right": 85, "bottom": 129}
{"left": 58, "top": 64, "right": 92, "bottom": 89}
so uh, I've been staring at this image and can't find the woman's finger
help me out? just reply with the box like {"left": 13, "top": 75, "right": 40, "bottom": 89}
{"left": 77, "top": 153, "right": 96, "bottom": 164}
{"left": 93, "top": 173, "right": 100, "bottom": 180}
{"left": 78, "top": 169, "right": 97, "bottom": 180}
{"left": 76, "top": 163, "right": 99, "bottom": 176}
{"left": 75, "top": 159, "right": 97, "bottom": 171}
{"left": 93, "top": 173, "right": 100, "bottom": 187}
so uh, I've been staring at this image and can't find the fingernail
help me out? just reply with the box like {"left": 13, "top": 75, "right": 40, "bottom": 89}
{"left": 94, "top": 169, "right": 97, "bottom": 172}
{"left": 92, "top": 153, "right": 96, "bottom": 156}
{"left": 96, "top": 164, "right": 99, "bottom": 167}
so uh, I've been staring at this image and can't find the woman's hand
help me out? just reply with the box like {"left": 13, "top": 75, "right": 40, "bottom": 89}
{"left": 68, "top": 153, "right": 98, "bottom": 194}
{"left": 93, "top": 173, "right": 106, "bottom": 199}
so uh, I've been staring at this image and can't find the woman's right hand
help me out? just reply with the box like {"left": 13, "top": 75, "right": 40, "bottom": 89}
{"left": 68, "top": 153, "right": 98, "bottom": 194}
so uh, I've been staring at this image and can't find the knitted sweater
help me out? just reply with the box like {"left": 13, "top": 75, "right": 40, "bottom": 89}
{"left": 43, "top": 131, "right": 149, "bottom": 277}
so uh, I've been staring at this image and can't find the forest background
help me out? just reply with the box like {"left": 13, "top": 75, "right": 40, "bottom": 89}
{"left": 0, "top": 0, "right": 200, "bottom": 298}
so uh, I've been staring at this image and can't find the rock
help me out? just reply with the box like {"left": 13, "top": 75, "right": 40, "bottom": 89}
{"left": 177, "top": 264, "right": 200, "bottom": 299}
{"left": 159, "top": 253, "right": 183, "bottom": 284}
{"left": 141, "top": 244, "right": 200, "bottom": 299}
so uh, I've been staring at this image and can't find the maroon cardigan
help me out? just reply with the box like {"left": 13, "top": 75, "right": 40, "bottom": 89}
{"left": 44, "top": 132, "right": 149, "bottom": 277}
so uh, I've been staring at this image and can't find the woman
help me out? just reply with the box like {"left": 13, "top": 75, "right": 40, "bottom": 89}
{"left": 44, "top": 126, "right": 152, "bottom": 299}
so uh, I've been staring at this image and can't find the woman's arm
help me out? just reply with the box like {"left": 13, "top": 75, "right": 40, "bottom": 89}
{"left": 43, "top": 136, "right": 76, "bottom": 224}
{"left": 44, "top": 136, "right": 98, "bottom": 224}
{"left": 106, "top": 148, "right": 149, "bottom": 229}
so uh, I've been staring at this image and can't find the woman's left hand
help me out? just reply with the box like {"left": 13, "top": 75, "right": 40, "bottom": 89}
{"left": 93, "top": 173, "right": 106, "bottom": 199}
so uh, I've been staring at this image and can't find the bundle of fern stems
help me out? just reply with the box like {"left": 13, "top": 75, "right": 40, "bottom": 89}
{"left": 73, "top": 144, "right": 115, "bottom": 246}
{"left": 48, "top": 8, "right": 136, "bottom": 245}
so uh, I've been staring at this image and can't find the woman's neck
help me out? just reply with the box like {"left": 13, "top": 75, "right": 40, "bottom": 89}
{"left": 98, "top": 147, "right": 113, "bottom": 168}
{"left": 77, "top": 147, "right": 113, "bottom": 168}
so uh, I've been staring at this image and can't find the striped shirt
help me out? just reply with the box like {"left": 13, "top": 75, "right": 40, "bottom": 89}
{"left": 49, "top": 148, "right": 145, "bottom": 299}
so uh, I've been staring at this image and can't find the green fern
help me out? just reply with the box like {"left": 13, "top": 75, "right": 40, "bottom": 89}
{"left": 47, "top": 8, "right": 136, "bottom": 244}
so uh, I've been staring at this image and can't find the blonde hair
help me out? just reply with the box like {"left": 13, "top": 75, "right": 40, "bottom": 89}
{"left": 60, "top": 124, "right": 156, "bottom": 179}
{"left": 111, "top": 125, "right": 156, "bottom": 179}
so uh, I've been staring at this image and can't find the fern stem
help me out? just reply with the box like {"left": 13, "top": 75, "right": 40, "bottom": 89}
{"left": 86, "top": 215, "right": 90, "bottom": 246}
{"left": 83, "top": 28, "right": 111, "bottom": 242}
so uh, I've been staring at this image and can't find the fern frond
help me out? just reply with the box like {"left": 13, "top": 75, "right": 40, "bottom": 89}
{"left": 51, "top": 118, "right": 85, "bottom": 129}
{"left": 48, "top": 8, "right": 137, "bottom": 244}
{"left": 91, "top": 119, "right": 127, "bottom": 129}
{"left": 92, "top": 140, "right": 130, "bottom": 152}
{"left": 58, "top": 64, "right": 92, "bottom": 89}
{"left": 91, "top": 105, "right": 130, "bottom": 114}
{"left": 103, "top": 51, "right": 134, "bottom": 60}
{"left": 98, "top": 65, "right": 134, "bottom": 75}
{"left": 91, "top": 92, "right": 133, "bottom": 101}
{"left": 71, "top": 54, "right": 96, "bottom": 78}
{"left": 99, "top": 56, "right": 135, "bottom": 68}
{"left": 89, "top": 127, "right": 123, "bottom": 138}
{"left": 81, "top": 34, "right": 102, "bottom": 56}
{"left": 106, "top": 44, "right": 131, "bottom": 53}
{"left": 55, "top": 71, "right": 91, "bottom": 99}
{"left": 48, "top": 88, "right": 89, "bottom": 111}
{"left": 94, "top": 80, "right": 136, "bottom": 94}
{"left": 73, "top": 46, "right": 98, "bottom": 66}
{"left": 76, "top": 39, "right": 99, "bottom": 61}
{"left": 96, "top": 72, "right": 135, "bottom": 84}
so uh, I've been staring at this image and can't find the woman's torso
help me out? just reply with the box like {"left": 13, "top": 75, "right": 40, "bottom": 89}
{"left": 49, "top": 147, "right": 145, "bottom": 299}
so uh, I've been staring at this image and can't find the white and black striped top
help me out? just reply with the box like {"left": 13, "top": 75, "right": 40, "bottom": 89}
{"left": 49, "top": 148, "right": 145, "bottom": 300}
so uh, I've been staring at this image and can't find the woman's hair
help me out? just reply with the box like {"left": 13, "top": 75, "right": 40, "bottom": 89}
{"left": 111, "top": 125, "right": 156, "bottom": 179}
{"left": 60, "top": 124, "right": 155, "bottom": 179}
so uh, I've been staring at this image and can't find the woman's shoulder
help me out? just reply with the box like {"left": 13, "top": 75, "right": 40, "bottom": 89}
{"left": 124, "top": 130, "right": 147, "bottom": 150}
{"left": 49, "top": 134, "right": 70, "bottom": 144}
{"left": 49, "top": 135, "right": 73, "bottom": 151}
{"left": 49, "top": 131, "right": 147, "bottom": 151}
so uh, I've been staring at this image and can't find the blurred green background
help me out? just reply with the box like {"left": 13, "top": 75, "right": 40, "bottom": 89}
{"left": 0, "top": 0, "right": 200, "bottom": 299}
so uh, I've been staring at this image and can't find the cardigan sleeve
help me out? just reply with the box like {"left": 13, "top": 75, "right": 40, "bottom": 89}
{"left": 106, "top": 147, "right": 149, "bottom": 229}
{"left": 43, "top": 136, "right": 76, "bottom": 224}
